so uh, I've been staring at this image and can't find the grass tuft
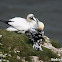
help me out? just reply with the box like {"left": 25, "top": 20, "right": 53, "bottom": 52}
{"left": 50, "top": 40, "right": 62, "bottom": 48}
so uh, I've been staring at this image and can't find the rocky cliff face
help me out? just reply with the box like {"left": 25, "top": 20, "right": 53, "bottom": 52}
{"left": 42, "top": 35, "right": 62, "bottom": 57}
{"left": 0, "top": 30, "right": 62, "bottom": 62}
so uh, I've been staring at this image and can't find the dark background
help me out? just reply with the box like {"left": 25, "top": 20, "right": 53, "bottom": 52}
{"left": 0, "top": 0, "right": 62, "bottom": 44}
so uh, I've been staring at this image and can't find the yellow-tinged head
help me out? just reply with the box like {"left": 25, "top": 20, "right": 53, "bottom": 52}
{"left": 27, "top": 14, "right": 36, "bottom": 22}
{"left": 38, "top": 21, "right": 44, "bottom": 31}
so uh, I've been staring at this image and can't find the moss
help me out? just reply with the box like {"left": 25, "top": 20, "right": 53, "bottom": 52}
{"left": 0, "top": 29, "right": 59, "bottom": 62}
{"left": 50, "top": 40, "right": 62, "bottom": 48}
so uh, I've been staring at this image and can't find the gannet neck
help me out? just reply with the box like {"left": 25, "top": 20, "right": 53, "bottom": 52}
{"left": 29, "top": 21, "right": 36, "bottom": 25}
{"left": 28, "top": 21, "right": 37, "bottom": 30}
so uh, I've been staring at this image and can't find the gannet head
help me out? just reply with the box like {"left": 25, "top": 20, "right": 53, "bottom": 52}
{"left": 38, "top": 21, "right": 44, "bottom": 31}
{"left": 27, "top": 14, "right": 36, "bottom": 22}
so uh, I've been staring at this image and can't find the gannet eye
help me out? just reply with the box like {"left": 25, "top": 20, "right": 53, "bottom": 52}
{"left": 29, "top": 17, "right": 34, "bottom": 20}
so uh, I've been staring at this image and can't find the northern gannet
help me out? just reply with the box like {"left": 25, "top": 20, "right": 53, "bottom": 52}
{"left": 0, "top": 14, "right": 37, "bottom": 33}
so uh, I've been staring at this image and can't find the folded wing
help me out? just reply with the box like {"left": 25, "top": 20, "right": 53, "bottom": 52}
{"left": 7, "top": 17, "right": 30, "bottom": 32}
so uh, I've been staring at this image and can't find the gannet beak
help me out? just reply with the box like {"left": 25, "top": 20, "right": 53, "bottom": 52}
{"left": 33, "top": 17, "right": 37, "bottom": 22}
{"left": 33, "top": 18, "right": 39, "bottom": 25}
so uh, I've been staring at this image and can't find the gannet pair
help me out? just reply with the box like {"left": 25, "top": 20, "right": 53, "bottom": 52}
{"left": 0, "top": 14, "right": 44, "bottom": 33}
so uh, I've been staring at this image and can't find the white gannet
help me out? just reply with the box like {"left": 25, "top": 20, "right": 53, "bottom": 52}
{"left": 0, "top": 14, "right": 37, "bottom": 33}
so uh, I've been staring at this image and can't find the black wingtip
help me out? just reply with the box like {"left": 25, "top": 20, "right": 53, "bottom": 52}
{"left": 0, "top": 20, "right": 11, "bottom": 24}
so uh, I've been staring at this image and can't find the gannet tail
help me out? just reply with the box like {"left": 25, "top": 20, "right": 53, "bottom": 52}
{"left": 0, "top": 20, "right": 11, "bottom": 24}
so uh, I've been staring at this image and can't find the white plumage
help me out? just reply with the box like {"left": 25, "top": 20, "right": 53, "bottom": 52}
{"left": 6, "top": 14, "right": 37, "bottom": 33}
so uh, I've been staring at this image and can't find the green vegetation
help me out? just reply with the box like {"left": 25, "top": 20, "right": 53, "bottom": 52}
{"left": 0, "top": 29, "right": 59, "bottom": 62}
{"left": 50, "top": 40, "right": 62, "bottom": 48}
